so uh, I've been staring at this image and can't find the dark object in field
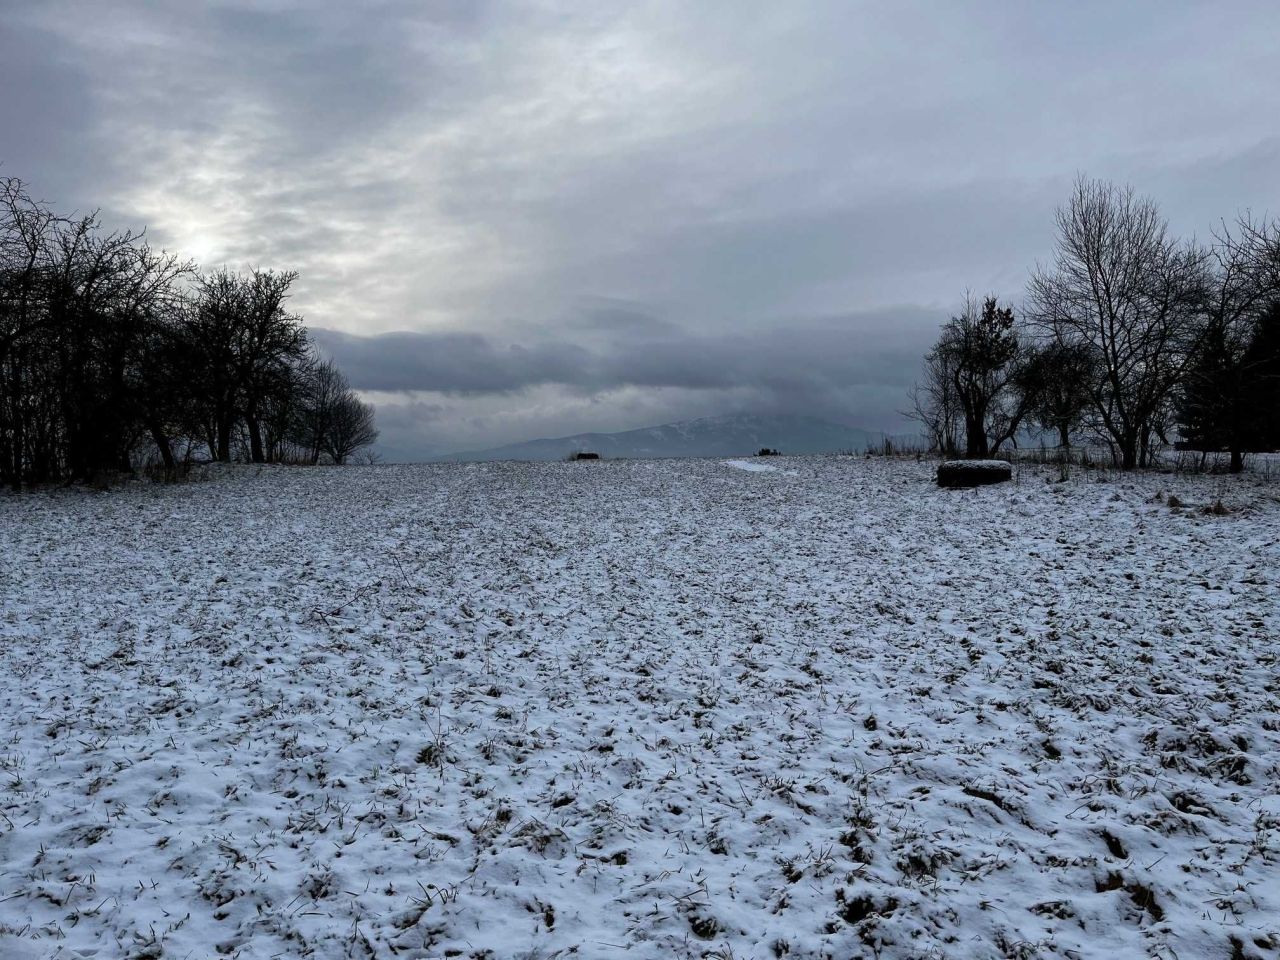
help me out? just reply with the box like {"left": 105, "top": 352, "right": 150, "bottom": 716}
{"left": 756, "top": 448, "right": 781, "bottom": 457}
{"left": 570, "top": 451, "right": 600, "bottom": 460}
{"left": 936, "top": 459, "right": 1012, "bottom": 488}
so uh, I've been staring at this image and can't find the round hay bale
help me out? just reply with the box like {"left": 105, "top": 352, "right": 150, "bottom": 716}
{"left": 936, "top": 459, "right": 1012, "bottom": 488}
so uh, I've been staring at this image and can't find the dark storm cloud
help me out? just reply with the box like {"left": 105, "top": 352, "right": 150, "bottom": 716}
{"left": 311, "top": 328, "right": 594, "bottom": 395}
{"left": 4, "top": 0, "right": 1279, "bottom": 454}
{"left": 313, "top": 304, "right": 940, "bottom": 406}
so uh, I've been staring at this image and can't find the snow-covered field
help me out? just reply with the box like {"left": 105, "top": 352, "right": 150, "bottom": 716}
{"left": 1, "top": 458, "right": 1278, "bottom": 960}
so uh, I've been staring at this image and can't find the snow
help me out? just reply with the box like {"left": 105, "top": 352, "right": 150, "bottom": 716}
{"left": 1, "top": 458, "right": 1278, "bottom": 959}
{"left": 939, "top": 459, "right": 1013, "bottom": 470}
{"left": 723, "top": 458, "right": 779, "bottom": 472}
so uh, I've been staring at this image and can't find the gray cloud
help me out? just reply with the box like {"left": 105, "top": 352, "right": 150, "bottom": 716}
{"left": 311, "top": 305, "right": 942, "bottom": 456}
{"left": 314, "top": 306, "right": 940, "bottom": 396}
{"left": 4, "top": 0, "right": 1279, "bottom": 456}
{"left": 311, "top": 328, "right": 594, "bottom": 395}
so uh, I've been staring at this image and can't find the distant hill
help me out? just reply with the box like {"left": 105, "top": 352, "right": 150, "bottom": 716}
{"left": 433, "top": 413, "right": 888, "bottom": 462}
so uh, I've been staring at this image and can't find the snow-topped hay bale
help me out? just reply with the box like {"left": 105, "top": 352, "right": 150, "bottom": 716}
{"left": 936, "top": 459, "right": 1012, "bottom": 488}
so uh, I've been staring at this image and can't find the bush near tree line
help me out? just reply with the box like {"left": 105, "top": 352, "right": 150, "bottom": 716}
{"left": 910, "top": 177, "right": 1280, "bottom": 471}
{"left": 0, "top": 176, "right": 377, "bottom": 488}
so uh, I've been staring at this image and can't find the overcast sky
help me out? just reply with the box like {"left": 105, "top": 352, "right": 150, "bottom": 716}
{"left": 4, "top": 1, "right": 1278, "bottom": 457}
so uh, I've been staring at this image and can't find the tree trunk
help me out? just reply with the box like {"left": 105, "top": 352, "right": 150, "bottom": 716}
{"left": 965, "top": 414, "right": 989, "bottom": 458}
{"left": 1230, "top": 449, "right": 1244, "bottom": 473}
{"left": 9, "top": 363, "right": 22, "bottom": 489}
{"left": 216, "top": 417, "right": 232, "bottom": 462}
{"left": 246, "top": 413, "right": 265, "bottom": 464}
{"left": 149, "top": 420, "right": 176, "bottom": 471}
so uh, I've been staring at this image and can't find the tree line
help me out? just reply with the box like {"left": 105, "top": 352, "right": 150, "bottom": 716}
{"left": 0, "top": 176, "right": 377, "bottom": 488}
{"left": 911, "top": 177, "right": 1280, "bottom": 471}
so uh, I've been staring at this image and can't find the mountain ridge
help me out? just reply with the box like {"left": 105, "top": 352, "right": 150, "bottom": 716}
{"left": 431, "top": 413, "right": 888, "bottom": 462}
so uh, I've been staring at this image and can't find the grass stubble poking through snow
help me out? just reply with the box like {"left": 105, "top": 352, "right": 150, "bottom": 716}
{"left": 0, "top": 458, "right": 1278, "bottom": 960}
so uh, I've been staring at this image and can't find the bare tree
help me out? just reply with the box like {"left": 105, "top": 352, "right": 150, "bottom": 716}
{"left": 182, "top": 268, "right": 308, "bottom": 462}
{"left": 1027, "top": 177, "right": 1210, "bottom": 469}
{"left": 258, "top": 357, "right": 309, "bottom": 464}
{"left": 0, "top": 177, "right": 60, "bottom": 487}
{"left": 2, "top": 172, "right": 373, "bottom": 483}
{"left": 906, "top": 345, "right": 962, "bottom": 457}
{"left": 292, "top": 356, "right": 347, "bottom": 465}
{"left": 235, "top": 269, "right": 307, "bottom": 463}
{"left": 289, "top": 357, "right": 380, "bottom": 465}
{"left": 323, "top": 391, "right": 378, "bottom": 465}
{"left": 183, "top": 270, "right": 246, "bottom": 462}
{"left": 1226, "top": 213, "right": 1280, "bottom": 291}
{"left": 1, "top": 177, "right": 190, "bottom": 484}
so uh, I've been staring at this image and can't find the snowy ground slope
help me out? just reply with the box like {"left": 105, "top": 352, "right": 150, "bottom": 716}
{"left": 1, "top": 458, "right": 1278, "bottom": 960}
{"left": 723, "top": 459, "right": 779, "bottom": 473}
